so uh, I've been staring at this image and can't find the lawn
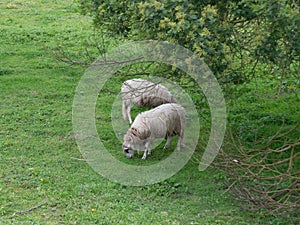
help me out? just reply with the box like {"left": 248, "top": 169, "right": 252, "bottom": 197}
{"left": 0, "top": 0, "right": 297, "bottom": 224}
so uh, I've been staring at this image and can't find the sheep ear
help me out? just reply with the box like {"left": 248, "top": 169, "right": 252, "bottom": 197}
{"left": 131, "top": 127, "right": 150, "bottom": 140}
{"left": 130, "top": 128, "right": 139, "bottom": 137}
{"left": 139, "top": 128, "right": 151, "bottom": 140}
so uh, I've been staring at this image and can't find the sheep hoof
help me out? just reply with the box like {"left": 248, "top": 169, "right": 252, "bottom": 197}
{"left": 142, "top": 156, "right": 146, "bottom": 160}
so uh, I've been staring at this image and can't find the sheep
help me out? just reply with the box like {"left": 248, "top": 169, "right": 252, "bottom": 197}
{"left": 122, "top": 103, "right": 186, "bottom": 160}
{"left": 121, "top": 78, "right": 176, "bottom": 124}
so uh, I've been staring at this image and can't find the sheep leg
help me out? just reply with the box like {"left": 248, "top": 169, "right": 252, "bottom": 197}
{"left": 122, "top": 101, "right": 132, "bottom": 124}
{"left": 142, "top": 143, "right": 148, "bottom": 160}
{"left": 142, "top": 149, "right": 147, "bottom": 160}
{"left": 176, "top": 131, "right": 185, "bottom": 151}
{"left": 142, "top": 142, "right": 151, "bottom": 159}
{"left": 127, "top": 106, "right": 132, "bottom": 124}
{"left": 122, "top": 102, "right": 128, "bottom": 121}
{"left": 163, "top": 136, "right": 173, "bottom": 150}
{"left": 176, "top": 141, "right": 181, "bottom": 150}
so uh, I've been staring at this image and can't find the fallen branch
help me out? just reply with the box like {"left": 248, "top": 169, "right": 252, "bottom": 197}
{"left": 216, "top": 123, "right": 300, "bottom": 222}
{"left": 11, "top": 198, "right": 48, "bottom": 218}
{"left": 70, "top": 157, "right": 87, "bottom": 161}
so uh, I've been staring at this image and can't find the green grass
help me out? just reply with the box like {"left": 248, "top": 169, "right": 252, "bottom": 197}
{"left": 0, "top": 0, "right": 298, "bottom": 224}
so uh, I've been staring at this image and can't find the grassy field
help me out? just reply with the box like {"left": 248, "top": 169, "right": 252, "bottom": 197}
{"left": 0, "top": 0, "right": 298, "bottom": 224}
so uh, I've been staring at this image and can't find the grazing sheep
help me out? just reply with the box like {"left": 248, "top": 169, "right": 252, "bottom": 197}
{"left": 121, "top": 78, "right": 176, "bottom": 124}
{"left": 122, "top": 103, "right": 186, "bottom": 160}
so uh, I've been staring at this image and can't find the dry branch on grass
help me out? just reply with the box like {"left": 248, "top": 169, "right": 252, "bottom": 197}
{"left": 216, "top": 123, "right": 300, "bottom": 221}
{"left": 10, "top": 198, "right": 48, "bottom": 218}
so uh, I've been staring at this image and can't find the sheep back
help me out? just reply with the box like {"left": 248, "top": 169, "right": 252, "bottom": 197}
{"left": 121, "top": 78, "right": 176, "bottom": 108}
{"left": 131, "top": 103, "right": 186, "bottom": 140}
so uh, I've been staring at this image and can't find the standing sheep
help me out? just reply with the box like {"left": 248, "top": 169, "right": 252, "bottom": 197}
{"left": 122, "top": 103, "right": 186, "bottom": 160}
{"left": 121, "top": 78, "right": 176, "bottom": 124}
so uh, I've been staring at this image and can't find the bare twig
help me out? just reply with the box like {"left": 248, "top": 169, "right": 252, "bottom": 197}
{"left": 216, "top": 123, "right": 300, "bottom": 221}
{"left": 70, "top": 157, "right": 87, "bottom": 161}
{"left": 11, "top": 198, "right": 48, "bottom": 218}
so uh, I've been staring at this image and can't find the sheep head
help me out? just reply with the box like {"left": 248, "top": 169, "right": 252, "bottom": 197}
{"left": 122, "top": 127, "right": 150, "bottom": 159}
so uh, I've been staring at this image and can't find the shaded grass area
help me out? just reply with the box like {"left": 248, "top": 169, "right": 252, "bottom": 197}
{"left": 0, "top": 0, "right": 297, "bottom": 224}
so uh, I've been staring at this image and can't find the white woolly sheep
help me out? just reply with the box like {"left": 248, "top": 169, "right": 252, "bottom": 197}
{"left": 121, "top": 78, "right": 176, "bottom": 124}
{"left": 122, "top": 103, "right": 186, "bottom": 160}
